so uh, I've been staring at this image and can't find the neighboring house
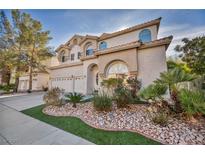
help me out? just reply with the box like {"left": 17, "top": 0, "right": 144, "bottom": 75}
{"left": 18, "top": 57, "right": 58, "bottom": 92}
{"left": 18, "top": 71, "right": 50, "bottom": 92}
{"left": 49, "top": 17, "right": 173, "bottom": 94}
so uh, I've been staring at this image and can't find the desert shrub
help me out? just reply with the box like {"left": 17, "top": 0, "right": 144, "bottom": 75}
{"left": 65, "top": 92, "right": 84, "bottom": 108}
{"left": 101, "top": 77, "right": 124, "bottom": 95}
{"left": 114, "top": 86, "right": 133, "bottom": 108}
{"left": 42, "top": 86, "right": 48, "bottom": 91}
{"left": 152, "top": 112, "right": 169, "bottom": 126}
{"left": 93, "top": 92, "right": 112, "bottom": 111}
{"left": 43, "top": 87, "right": 64, "bottom": 106}
{"left": 139, "top": 83, "right": 167, "bottom": 102}
{"left": 126, "top": 76, "right": 141, "bottom": 98}
{"left": 179, "top": 89, "right": 205, "bottom": 117}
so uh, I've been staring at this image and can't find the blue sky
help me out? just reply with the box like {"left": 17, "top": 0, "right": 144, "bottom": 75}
{"left": 3, "top": 9, "right": 205, "bottom": 57}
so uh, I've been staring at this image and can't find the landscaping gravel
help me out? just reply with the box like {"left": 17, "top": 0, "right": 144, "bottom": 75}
{"left": 43, "top": 102, "right": 205, "bottom": 145}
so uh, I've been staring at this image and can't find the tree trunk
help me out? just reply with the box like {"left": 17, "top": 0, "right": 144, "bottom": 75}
{"left": 28, "top": 66, "right": 32, "bottom": 92}
{"left": 6, "top": 71, "right": 10, "bottom": 86}
{"left": 72, "top": 102, "right": 77, "bottom": 108}
{"left": 14, "top": 76, "right": 19, "bottom": 93}
{"left": 28, "top": 45, "right": 35, "bottom": 92}
{"left": 171, "top": 90, "right": 182, "bottom": 113}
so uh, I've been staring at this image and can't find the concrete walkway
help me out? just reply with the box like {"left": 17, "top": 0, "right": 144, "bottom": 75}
{"left": 0, "top": 93, "right": 93, "bottom": 145}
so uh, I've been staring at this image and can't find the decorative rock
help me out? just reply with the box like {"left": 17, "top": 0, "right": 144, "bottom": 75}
{"left": 43, "top": 102, "right": 205, "bottom": 145}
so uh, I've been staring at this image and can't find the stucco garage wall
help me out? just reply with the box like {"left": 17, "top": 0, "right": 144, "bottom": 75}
{"left": 137, "top": 46, "right": 167, "bottom": 88}
{"left": 50, "top": 64, "right": 86, "bottom": 93}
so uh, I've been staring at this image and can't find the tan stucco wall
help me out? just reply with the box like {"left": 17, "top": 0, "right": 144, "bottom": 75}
{"left": 97, "top": 48, "right": 138, "bottom": 76}
{"left": 98, "top": 25, "right": 158, "bottom": 49}
{"left": 137, "top": 46, "right": 167, "bottom": 88}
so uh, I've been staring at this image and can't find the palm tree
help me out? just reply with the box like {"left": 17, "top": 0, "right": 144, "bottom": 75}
{"left": 154, "top": 67, "right": 196, "bottom": 113}
{"left": 65, "top": 92, "right": 84, "bottom": 108}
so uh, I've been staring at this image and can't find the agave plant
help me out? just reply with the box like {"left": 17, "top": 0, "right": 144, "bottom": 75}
{"left": 154, "top": 67, "right": 196, "bottom": 113}
{"left": 65, "top": 92, "right": 84, "bottom": 108}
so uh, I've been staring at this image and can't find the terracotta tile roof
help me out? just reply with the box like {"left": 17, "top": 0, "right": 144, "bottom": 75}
{"left": 94, "top": 35, "right": 173, "bottom": 56}
{"left": 98, "top": 17, "right": 162, "bottom": 41}
{"left": 139, "top": 35, "right": 173, "bottom": 50}
{"left": 78, "top": 35, "right": 98, "bottom": 45}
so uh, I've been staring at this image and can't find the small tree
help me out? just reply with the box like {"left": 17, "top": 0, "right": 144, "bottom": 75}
{"left": 154, "top": 67, "right": 196, "bottom": 113}
{"left": 175, "top": 37, "right": 205, "bottom": 76}
{"left": 23, "top": 17, "right": 52, "bottom": 92}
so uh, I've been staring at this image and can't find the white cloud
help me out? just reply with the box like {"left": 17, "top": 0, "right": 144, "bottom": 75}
{"left": 159, "top": 24, "right": 205, "bottom": 57}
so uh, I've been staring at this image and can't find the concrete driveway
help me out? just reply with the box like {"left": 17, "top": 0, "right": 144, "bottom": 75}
{"left": 0, "top": 92, "right": 93, "bottom": 145}
{"left": 0, "top": 92, "right": 44, "bottom": 111}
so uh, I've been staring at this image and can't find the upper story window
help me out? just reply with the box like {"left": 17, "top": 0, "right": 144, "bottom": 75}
{"left": 71, "top": 53, "right": 75, "bottom": 61}
{"left": 99, "top": 41, "right": 107, "bottom": 50}
{"left": 61, "top": 51, "right": 66, "bottom": 62}
{"left": 86, "top": 44, "right": 94, "bottom": 56}
{"left": 139, "top": 29, "right": 151, "bottom": 43}
{"left": 77, "top": 52, "right": 81, "bottom": 59}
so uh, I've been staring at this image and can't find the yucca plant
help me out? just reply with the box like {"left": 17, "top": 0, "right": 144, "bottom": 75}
{"left": 65, "top": 92, "right": 84, "bottom": 108}
{"left": 93, "top": 92, "right": 112, "bottom": 111}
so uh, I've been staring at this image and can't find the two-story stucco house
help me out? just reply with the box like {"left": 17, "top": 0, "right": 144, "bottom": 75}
{"left": 49, "top": 17, "right": 173, "bottom": 94}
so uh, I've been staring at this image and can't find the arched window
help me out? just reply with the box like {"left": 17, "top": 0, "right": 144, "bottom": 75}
{"left": 99, "top": 41, "right": 107, "bottom": 50}
{"left": 86, "top": 43, "right": 94, "bottom": 56}
{"left": 139, "top": 29, "right": 151, "bottom": 43}
{"left": 106, "top": 61, "right": 128, "bottom": 78}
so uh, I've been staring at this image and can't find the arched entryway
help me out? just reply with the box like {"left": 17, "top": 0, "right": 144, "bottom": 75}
{"left": 87, "top": 63, "right": 99, "bottom": 94}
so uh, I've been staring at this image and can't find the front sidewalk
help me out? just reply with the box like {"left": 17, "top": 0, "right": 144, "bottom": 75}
{"left": 0, "top": 94, "right": 93, "bottom": 145}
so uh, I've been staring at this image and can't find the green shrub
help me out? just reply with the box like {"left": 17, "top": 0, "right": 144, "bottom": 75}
{"left": 43, "top": 87, "right": 63, "bottom": 106}
{"left": 179, "top": 89, "right": 205, "bottom": 117}
{"left": 152, "top": 112, "right": 169, "bottom": 126}
{"left": 101, "top": 77, "right": 124, "bottom": 95}
{"left": 114, "top": 86, "right": 133, "bottom": 108}
{"left": 139, "top": 83, "right": 167, "bottom": 102}
{"left": 0, "top": 84, "right": 15, "bottom": 92}
{"left": 126, "top": 76, "right": 141, "bottom": 98}
{"left": 65, "top": 92, "right": 84, "bottom": 108}
{"left": 93, "top": 92, "right": 112, "bottom": 111}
